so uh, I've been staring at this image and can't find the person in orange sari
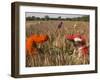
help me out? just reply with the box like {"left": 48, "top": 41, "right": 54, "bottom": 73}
{"left": 26, "top": 34, "right": 49, "bottom": 55}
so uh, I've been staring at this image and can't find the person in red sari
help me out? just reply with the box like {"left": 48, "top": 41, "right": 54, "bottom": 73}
{"left": 66, "top": 34, "right": 89, "bottom": 63}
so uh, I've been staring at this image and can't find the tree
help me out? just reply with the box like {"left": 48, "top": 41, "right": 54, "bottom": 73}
{"left": 32, "top": 16, "right": 36, "bottom": 20}
{"left": 45, "top": 15, "right": 50, "bottom": 20}
{"left": 58, "top": 16, "right": 61, "bottom": 20}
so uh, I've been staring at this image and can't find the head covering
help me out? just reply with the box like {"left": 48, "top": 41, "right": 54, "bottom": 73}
{"left": 66, "top": 34, "right": 86, "bottom": 43}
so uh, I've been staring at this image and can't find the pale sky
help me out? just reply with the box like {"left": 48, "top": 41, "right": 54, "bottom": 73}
{"left": 25, "top": 12, "right": 87, "bottom": 18}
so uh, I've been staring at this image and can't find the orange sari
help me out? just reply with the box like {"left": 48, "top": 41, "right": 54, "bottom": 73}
{"left": 26, "top": 34, "right": 48, "bottom": 55}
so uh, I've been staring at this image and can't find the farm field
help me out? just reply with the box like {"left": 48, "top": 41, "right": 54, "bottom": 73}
{"left": 26, "top": 20, "right": 89, "bottom": 67}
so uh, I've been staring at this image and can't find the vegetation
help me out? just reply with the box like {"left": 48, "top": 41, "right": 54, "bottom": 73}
{"left": 26, "top": 15, "right": 89, "bottom": 21}
{"left": 26, "top": 20, "right": 89, "bottom": 67}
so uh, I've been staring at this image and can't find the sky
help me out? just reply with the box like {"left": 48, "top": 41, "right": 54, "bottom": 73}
{"left": 25, "top": 12, "right": 86, "bottom": 18}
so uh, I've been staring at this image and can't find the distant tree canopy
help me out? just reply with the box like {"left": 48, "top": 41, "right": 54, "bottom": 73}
{"left": 26, "top": 15, "right": 89, "bottom": 22}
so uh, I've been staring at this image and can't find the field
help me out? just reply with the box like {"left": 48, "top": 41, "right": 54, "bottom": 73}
{"left": 26, "top": 20, "right": 89, "bottom": 67}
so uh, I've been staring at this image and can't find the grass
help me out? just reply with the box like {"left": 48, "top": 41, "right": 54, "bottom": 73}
{"left": 26, "top": 20, "right": 89, "bottom": 67}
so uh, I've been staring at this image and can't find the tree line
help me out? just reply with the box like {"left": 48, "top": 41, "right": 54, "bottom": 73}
{"left": 26, "top": 15, "right": 89, "bottom": 21}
